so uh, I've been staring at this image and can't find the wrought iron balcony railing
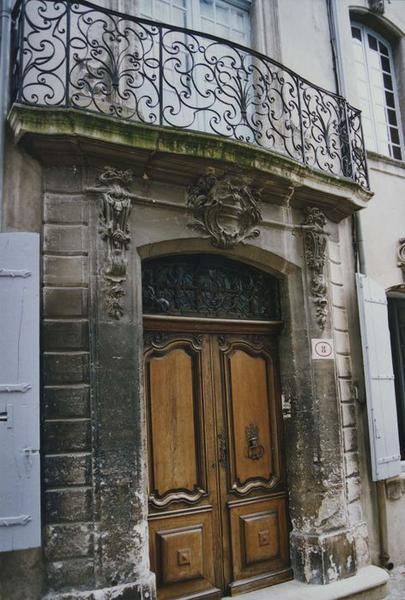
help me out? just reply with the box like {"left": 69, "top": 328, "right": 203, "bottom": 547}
{"left": 11, "top": 0, "right": 369, "bottom": 189}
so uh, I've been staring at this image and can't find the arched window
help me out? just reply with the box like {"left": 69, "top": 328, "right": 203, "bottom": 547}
{"left": 351, "top": 22, "right": 403, "bottom": 160}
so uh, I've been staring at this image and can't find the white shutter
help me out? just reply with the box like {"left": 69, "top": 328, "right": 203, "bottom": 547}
{"left": 0, "top": 233, "right": 41, "bottom": 551}
{"left": 356, "top": 273, "right": 401, "bottom": 481}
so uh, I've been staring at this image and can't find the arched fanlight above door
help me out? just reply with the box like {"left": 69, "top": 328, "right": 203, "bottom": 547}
{"left": 142, "top": 254, "right": 281, "bottom": 321}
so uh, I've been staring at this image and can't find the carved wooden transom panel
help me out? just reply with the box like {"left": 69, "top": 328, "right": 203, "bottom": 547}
{"left": 142, "top": 254, "right": 280, "bottom": 321}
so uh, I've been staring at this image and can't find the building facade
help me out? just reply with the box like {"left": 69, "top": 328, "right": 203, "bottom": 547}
{"left": 0, "top": 1, "right": 404, "bottom": 599}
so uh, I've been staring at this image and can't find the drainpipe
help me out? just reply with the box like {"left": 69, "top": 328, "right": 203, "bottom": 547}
{"left": 0, "top": 0, "right": 13, "bottom": 232}
{"left": 326, "top": 0, "right": 392, "bottom": 572}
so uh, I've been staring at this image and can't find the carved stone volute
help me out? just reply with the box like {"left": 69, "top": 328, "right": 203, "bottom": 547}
{"left": 302, "top": 207, "right": 329, "bottom": 331}
{"left": 187, "top": 169, "right": 262, "bottom": 249}
{"left": 87, "top": 166, "right": 136, "bottom": 319}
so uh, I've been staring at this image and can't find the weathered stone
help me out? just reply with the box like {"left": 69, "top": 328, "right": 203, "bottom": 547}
{"left": 44, "top": 193, "right": 88, "bottom": 224}
{"left": 43, "top": 320, "right": 89, "bottom": 352}
{"left": 44, "top": 224, "right": 88, "bottom": 255}
{"left": 44, "top": 287, "right": 88, "bottom": 318}
{"left": 44, "top": 352, "right": 89, "bottom": 385}
{"left": 44, "top": 419, "right": 89, "bottom": 454}
{"left": 44, "top": 454, "right": 92, "bottom": 487}
{"left": 45, "top": 488, "right": 93, "bottom": 524}
{"left": 339, "top": 378, "right": 354, "bottom": 403}
{"left": 44, "top": 166, "right": 83, "bottom": 193}
{"left": 346, "top": 477, "right": 361, "bottom": 503}
{"left": 45, "top": 524, "right": 93, "bottom": 561}
{"left": 43, "top": 256, "right": 89, "bottom": 286}
{"left": 331, "top": 283, "right": 345, "bottom": 308}
{"left": 335, "top": 354, "right": 352, "bottom": 378}
{"left": 47, "top": 558, "right": 95, "bottom": 590}
{"left": 345, "top": 452, "right": 360, "bottom": 478}
{"left": 44, "top": 386, "right": 90, "bottom": 419}
{"left": 43, "top": 420, "right": 91, "bottom": 453}
{"left": 343, "top": 427, "right": 358, "bottom": 452}
{"left": 334, "top": 330, "right": 350, "bottom": 355}
{"left": 341, "top": 403, "right": 356, "bottom": 428}
{"left": 290, "top": 529, "right": 356, "bottom": 584}
{"left": 329, "top": 261, "right": 344, "bottom": 286}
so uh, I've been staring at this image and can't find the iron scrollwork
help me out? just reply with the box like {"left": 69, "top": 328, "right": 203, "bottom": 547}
{"left": 142, "top": 254, "right": 280, "bottom": 321}
{"left": 87, "top": 166, "right": 136, "bottom": 319}
{"left": 14, "top": 0, "right": 369, "bottom": 189}
{"left": 187, "top": 170, "right": 262, "bottom": 249}
{"left": 302, "top": 207, "right": 329, "bottom": 330}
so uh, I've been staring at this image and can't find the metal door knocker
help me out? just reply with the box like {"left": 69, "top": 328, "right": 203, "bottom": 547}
{"left": 245, "top": 423, "right": 265, "bottom": 460}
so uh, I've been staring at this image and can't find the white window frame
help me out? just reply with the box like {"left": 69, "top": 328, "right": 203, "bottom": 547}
{"left": 140, "top": 0, "right": 251, "bottom": 45}
{"left": 351, "top": 21, "right": 404, "bottom": 161}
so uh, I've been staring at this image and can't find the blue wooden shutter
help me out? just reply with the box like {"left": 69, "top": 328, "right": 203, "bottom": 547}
{"left": 356, "top": 273, "right": 401, "bottom": 481}
{"left": 0, "top": 233, "right": 41, "bottom": 551}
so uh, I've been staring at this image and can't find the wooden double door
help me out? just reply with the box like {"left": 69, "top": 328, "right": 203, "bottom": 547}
{"left": 144, "top": 318, "right": 291, "bottom": 599}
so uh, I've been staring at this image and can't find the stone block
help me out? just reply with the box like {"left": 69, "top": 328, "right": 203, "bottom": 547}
{"left": 45, "top": 524, "right": 93, "bottom": 561}
{"left": 47, "top": 558, "right": 94, "bottom": 590}
{"left": 290, "top": 528, "right": 356, "bottom": 584}
{"left": 43, "top": 352, "right": 89, "bottom": 385}
{"left": 44, "top": 287, "right": 88, "bottom": 318}
{"left": 341, "top": 403, "right": 356, "bottom": 427}
{"left": 44, "top": 167, "right": 83, "bottom": 194}
{"left": 339, "top": 378, "right": 354, "bottom": 403}
{"left": 43, "top": 256, "right": 89, "bottom": 287}
{"left": 331, "top": 283, "right": 345, "bottom": 308}
{"left": 44, "top": 193, "right": 88, "bottom": 224}
{"left": 343, "top": 427, "right": 358, "bottom": 452}
{"left": 336, "top": 354, "right": 352, "bottom": 378}
{"left": 329, "top": 261, "right": 344, "bottom": 286}
{"left": 344, "top": 452, "right": 360, "bottom": 478}
{"left": 332, "top": 306, "right": 348, "bottom": 332}
{"left": 334, "top": 330, "right": 350, "bottom": 355}
{"left": 44, "top": 454, "right": 92, "bottom": 487}
{"left": 328, "top": 241, "right": 341, "bottom": 264}
{"left": 45, "top": 488, "right": 93, "bottom": 524}
{"left": 43, "top": 320, "right": 89, "bottom": 352}
{"left": 346, "top": 477, "right": 361, "bottom": 503}
{"left": 43, "top": 419, "right": 91, "bottom": 453}
{"left": 44, "top": 224, "right": 88, "bottom": 255}
{"left": 44, "top": 386, "right": 90, "bottom": 419}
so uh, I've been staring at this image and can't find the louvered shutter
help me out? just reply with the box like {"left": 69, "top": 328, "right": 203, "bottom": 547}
{"left": 0, "top": 233, "right": 41, "bottom": 551}
{"left": 356, "top": 273, "right": 401, "bottom": 481}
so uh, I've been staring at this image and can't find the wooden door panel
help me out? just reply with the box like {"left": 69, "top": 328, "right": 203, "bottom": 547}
{"left": 219, "top": 338, "right": 282, "bottom": 496}
{"left": 149, "top": 511, "right": 221, "bottom": 600}
{"left": 228, "top": 496, "right": 291, "bottom": 593}
{"left": 145, "top": 336, "right": 208, "bottom": 508}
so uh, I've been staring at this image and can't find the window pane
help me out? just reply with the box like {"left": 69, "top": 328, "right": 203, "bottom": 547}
{"left": 352, "top": 26, "right": 362, "bottom": 41}
{"left": 383, "top": 73, "right": 393, "bottom": 90}
{"left": 388, "top": 109, "right": 398, "bottom": 126}
{"left": 381, "top": 55, "right": 391, "bottom": 73}
{"left": 368, "top": 34, "right": 378, "bottom": 51}
{"left": 393, "top": 146, "right": 402, "bottom": 160}
{"left": 390, "top": 127, "right": 400, "bottom": 145}
{"left": 386, "top": 91, "right": 395, "bottom": 108}
{"left": 379, "top": 41, "right": 389, "bottom": 56}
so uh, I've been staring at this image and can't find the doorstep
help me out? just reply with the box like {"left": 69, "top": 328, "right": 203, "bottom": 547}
{"left": 223, "top": 566, "right": 389, "bottom": 600}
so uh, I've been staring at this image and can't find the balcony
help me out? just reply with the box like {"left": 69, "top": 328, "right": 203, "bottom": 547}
{"left": 11, "top": 0, "right": 369, "bottom": 190}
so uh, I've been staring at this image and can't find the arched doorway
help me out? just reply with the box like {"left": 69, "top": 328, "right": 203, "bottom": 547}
{"left": 142, "top": 255, "right": 291, "bottom": 599}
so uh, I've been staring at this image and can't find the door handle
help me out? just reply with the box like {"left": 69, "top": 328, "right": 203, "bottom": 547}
{"left": 217, "top": 431, "right": 227, "bottom": 468}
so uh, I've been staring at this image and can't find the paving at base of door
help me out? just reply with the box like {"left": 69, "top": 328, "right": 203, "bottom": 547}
{"left": 223, "top": 566, "right": 389, "bottom": 600}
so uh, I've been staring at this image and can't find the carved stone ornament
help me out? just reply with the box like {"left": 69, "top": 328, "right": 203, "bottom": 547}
{"left": 398, "top": 238, "right": 405, "bottom": 274}
{"left": 302, "top": 207, "right": 328, "bottom": 330}
{"left": 368, "top": 0, "right": 385, "bottom": 15}
{"left": 186, "top": 169, "right": 262, "bottom": 249}
{"left": 88, "top": 166, "right": 136, "bottom": 319}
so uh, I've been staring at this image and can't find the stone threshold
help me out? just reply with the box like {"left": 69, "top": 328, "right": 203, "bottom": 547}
{"left": 223, "top": 566, "right": 389, "bottom": 600}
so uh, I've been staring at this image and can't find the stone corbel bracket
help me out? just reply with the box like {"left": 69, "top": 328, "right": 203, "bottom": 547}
{"left": 301, "top": 207, "right": 329, "bottom": 331}
{"left": 187, "top": 169, "right": 262, "bottom": 249}
{"left": 368, "top": 0, "right": 385, "bottom": 15}
{"left": 87, "top": 166, "right": 137, "bottom": 320}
